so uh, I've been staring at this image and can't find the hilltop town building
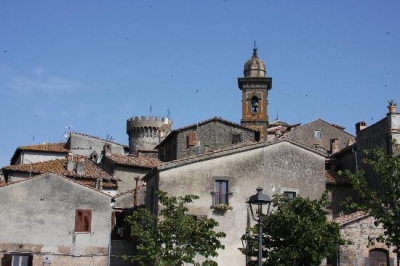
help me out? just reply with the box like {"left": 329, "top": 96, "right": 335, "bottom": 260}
{"left": 0, "top": 47, "right": 398, "bottom": 265}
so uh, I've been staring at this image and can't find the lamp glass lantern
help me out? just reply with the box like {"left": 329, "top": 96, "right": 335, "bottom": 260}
{"left": 246, "top": 187, "right": 271, "bottom": 266}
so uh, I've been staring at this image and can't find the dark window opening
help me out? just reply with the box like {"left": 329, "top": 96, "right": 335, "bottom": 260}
{"left": 213, "top": 180, "right": 229, "bottom": 205}
{"left": 284, "top": 191, "right": 296, "bottom": 199}
{"left": 255, "top": 131, "right": 261, "bottom": 142}
{"left": 112, "top": 211, "right": 128, "bottom": 240}
{"left": 75, "top": 209, "right": 92, "bottom": 232}
{"left": 232, "top": 134, "right": 242, "bottom": 144}
{"left": 251, "top": 96, "right": 259, "bottom": 113}
{"left": 2, "top": 253, "right": 33, "bottom": 266}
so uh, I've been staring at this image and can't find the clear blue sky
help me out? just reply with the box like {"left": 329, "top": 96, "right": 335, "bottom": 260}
{"left": 1, "top": 0, "right": 399, "bottom": 167}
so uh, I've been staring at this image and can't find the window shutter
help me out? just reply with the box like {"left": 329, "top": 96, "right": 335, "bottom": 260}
{"left": 75, "top": 209, "right": 92, "bottom": 232}
{"left": 75, "top": 209, "right": 83, "bottom": 232}
{"left": 187, "top": 131, "right": 197, "bottom": 146}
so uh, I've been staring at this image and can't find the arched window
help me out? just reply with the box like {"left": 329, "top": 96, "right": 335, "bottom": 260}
{"left": 368, "top": 248, "right": 389, "bottom": 266}
{"left": 251, "top": 96, "right": 259, "bottom": 113}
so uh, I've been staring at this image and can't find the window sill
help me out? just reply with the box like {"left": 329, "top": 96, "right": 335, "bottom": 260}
{"left": 210, "top": 204, "right": 233, "bottom": 211}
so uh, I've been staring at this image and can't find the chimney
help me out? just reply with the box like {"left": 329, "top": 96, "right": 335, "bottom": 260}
{"left": 96, "top": 177, "right": 103, "bottom": 191}
{"left": 90, "top": 151, "right": 98, "bottom": 163}
{"left": 66, "top": 153, "right": 75, "bottom": 171}
{"left": 330, "top": 138, "right": 340, "bottom": 154}
{"left": 103, "top": 143, "right": 112, "bottom": 157}
{"left": 355, "top": 121, "right": 367, "bottom": 135}
{"left": 76, "top": 157, "right": 85, "bottom": 176}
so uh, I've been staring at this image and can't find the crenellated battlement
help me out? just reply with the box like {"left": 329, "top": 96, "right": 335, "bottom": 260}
{"left": 126, "top": 115, "right": 173, "bottom": 154}
{"left": 126, "top": 116, "right": 173, "bottom": 133}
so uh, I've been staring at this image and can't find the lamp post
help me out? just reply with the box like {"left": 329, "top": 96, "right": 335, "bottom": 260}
{"left": 246, "top": 187, "right": 271, "bottom": 266}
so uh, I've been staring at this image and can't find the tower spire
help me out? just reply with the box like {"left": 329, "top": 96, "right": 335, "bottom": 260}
{"left": 253, "top": 41, "right": 258, "bottom": 57}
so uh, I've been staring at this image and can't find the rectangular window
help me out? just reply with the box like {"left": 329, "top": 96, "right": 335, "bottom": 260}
{"left": 75, "top": 209, "right": 92, "bottom": 232}
{"left": 186, "top": 131, "right": 197, "bottom": 146}
{"left": 232, "top": 134, "right": 242, "bottom": 144}
{"left": 3, "top": 254, "right": 33, "bottom": 266}
{"left": 314, "top": 130, "right": 322, "bottom": 139}
{"left": 284, "top": 191, "right": 296, "bottom": 199}
{"left": 214, "top": 180, "right": 229, "bottom": 205}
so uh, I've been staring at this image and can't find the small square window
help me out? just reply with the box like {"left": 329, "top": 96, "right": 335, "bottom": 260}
{"left": 232, "top": 134, "right": 242, "bottom": 144}
{"left": 284, "top": 191, "right": 296, "bottom": 199}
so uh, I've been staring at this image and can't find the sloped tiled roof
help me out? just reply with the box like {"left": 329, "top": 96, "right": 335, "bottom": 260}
{"left": 10, "top": 142, "right": 70, "bottom": 165}
{"left": 326, "top": 170, "right": 351, "bottom": 185}
{"left": 106, "top": 154, "right": 162, "bottom": 168}
{"left": 0, "top": 173, "right": 114, "bottom": 197}
{"left": 3, "top": 157, "right": 116, "bottom": 181}
{"left": 17, "top": 142, "right": 69, "bottom": 152}
{"left": 334, "top": 211, "right": 369, "bottom": 226}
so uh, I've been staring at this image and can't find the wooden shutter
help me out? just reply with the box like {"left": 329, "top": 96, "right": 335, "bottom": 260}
{"left": 187, "top": 131, "right": 197, "bottom": 146}
{"left": 75, "top": 209, "right": 92, "bottom": 232}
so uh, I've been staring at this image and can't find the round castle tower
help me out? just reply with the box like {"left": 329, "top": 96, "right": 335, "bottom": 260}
{"left": 126, "top": 116, "right": 173, "bottom": 155}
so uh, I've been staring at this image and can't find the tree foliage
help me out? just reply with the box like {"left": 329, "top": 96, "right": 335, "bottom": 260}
{"left": 125, "top": 191, "right": 226, "bottom": 266}
{"left": 342, "top": 146, "right": 400, "bottom": 250}
{"left": 241, "top": 193, "right": 345, "bottom": 266}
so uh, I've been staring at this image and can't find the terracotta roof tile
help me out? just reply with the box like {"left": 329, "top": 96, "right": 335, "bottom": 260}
{"left": 326, "top": 170, "right": 351, "bottom": 185}
{"left": 0, "top": 173, "right": 114, "bottom": 196}
{"left": 107, "top": 154, "right": 162, "bottom": 168}
{"left": 17, "top": 142, "right": 69, "bottom": 153}
{"left": 334, "top": 211, "right": 369, "bottom": 225}
{"left": 3, "top": 156, "right": 116, "bottom": 181}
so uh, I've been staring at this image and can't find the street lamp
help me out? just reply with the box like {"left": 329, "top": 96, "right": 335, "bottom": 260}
{"left": 246, "top": 187, "right": 271, "bottom": 266}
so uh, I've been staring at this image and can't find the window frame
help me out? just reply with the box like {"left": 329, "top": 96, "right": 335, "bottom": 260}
{"left": 75, "top": 209, "right": 92, "bottom": 233}
{"left": 213, "top": 180, "right": 229, "bottom": 206}
{"left": 232, "top": 133, "right": 242, "bottom": 144}
{"left": 186, "top": 131, "right": 197, "bottom": 147}
{"left": 283, "top": 191, "right": 296, "bottom": 199}
{"left": 3, "top": 253, "right": 33, "bottom": 266}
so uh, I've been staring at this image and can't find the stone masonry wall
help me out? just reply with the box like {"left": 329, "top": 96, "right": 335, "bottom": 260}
{"left": 338, "top": 216, "right": 396, "bottom": 266}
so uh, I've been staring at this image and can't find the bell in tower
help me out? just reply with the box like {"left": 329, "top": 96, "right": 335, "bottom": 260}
{"left": 238, "top": 43, "right": 272, "bottom": 141}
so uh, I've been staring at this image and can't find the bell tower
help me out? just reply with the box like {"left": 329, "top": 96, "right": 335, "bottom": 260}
{"left": 238, "top": 44, "right": 272, "bottom": 141}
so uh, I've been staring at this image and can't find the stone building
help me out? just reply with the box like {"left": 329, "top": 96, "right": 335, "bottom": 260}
{"left": 334, "top": 212, "right": 396, "bottom": 266}
{"left": 0, "top": 46, "right": 398, "bottom": 266}
{"left": 10, "top": 142, "right": 69, "bottom": 165}
{"left": 2, "top": 154, "right": 118, "bottom": 194}
{"left": 156, "top": 116, "right": 256, "bottom": 162}
{"left": 126, "top": 116, "right": 172, "bottom": 155}
{"left": 144, "top": 138, "right": 327, "bottom": 265}
{"left": 0, "top": 173, "right": 114, "bottom": 266}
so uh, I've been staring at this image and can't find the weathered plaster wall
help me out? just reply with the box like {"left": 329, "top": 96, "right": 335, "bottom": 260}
{"left": 113, "top": 166, "right": 148, "bottom": 194}
{"left": 286, "top": 120, "right": 355, "bottom": 152}
{"left": 14, "top": 151, "right": 66, "bottom": 165}
{"left": 68, "top": 133, "right": 126, "bottom": 157}
{"left": 0, "top": 173, "right": 112, "bottom": 266}
{"left": 148, "top": 141, "right": 325, "bottom": 266}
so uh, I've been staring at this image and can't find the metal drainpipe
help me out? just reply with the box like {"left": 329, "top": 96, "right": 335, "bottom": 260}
{"left": 352, "top": 148, "right": 358, "bottom": 173}
{"left": 108, "top": 199, "right": 115, "bottom": 266}
{"left": 134, "top": 177, "right": 139, "bottom": 208}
